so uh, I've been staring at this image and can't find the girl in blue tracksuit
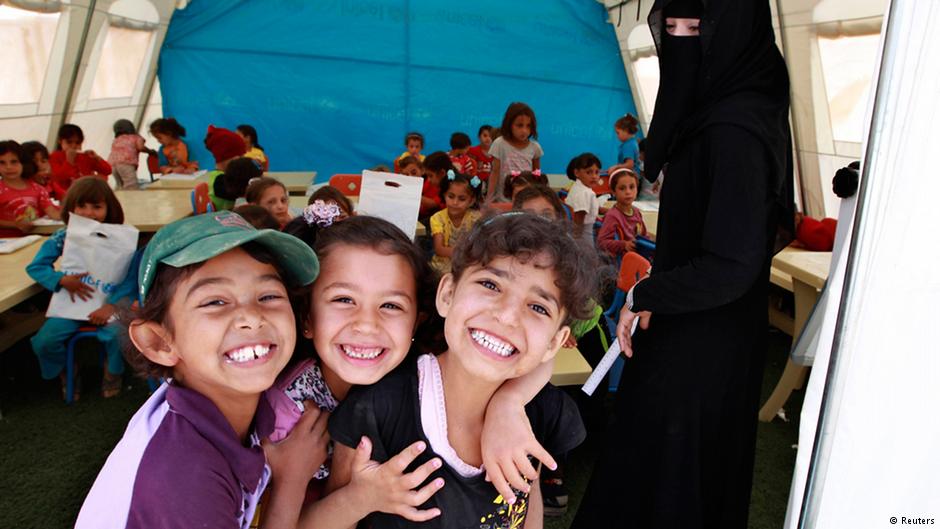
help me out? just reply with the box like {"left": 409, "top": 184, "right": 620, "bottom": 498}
{"left": 27, "top": 176, "right": 140, "bottom": 399}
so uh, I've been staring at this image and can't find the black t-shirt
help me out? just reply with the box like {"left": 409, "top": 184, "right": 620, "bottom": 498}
{"left": 329, "top": 357, "right": 585, "bottom": 529}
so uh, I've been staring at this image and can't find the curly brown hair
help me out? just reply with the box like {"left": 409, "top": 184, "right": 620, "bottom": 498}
{"left": 450, "top": 212, "right": 598, "bottom": 324}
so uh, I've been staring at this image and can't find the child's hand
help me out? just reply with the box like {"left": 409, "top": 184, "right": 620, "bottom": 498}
{"left": 263, "top": 402, "right": 330, "bottom": 487}
{"left": 87, "top": 304, "right": 115, "bottom": 325}
{"left": 59, "top": 273, "right": 94, "bottom": 302}
{"left": 348, "top": 437, "right": 444, "bottom": 522}
{"left": 621, "top": 239, "right": 636, "bottom": 253}
{"left": 14, "top": 219, "right": 34, "bottom": 233}
{"left": 482, "top": 395, "right": 556, "bottom": 504}
{"left": 85, "top": 150, "right": 100, "bottom": 160}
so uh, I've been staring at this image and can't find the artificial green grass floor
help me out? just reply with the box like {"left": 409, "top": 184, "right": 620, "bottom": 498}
{"left": 0, "top": 329, "right": 802, "bottom": 528}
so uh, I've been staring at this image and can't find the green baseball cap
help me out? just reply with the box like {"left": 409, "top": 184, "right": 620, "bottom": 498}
{"left": 138, "top": 210, "right": 319, "bottom": 304}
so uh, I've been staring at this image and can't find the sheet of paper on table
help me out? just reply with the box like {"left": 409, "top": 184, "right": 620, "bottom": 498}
{"left": 0, "top": 235, "right": 42, "bottom": 254}
{"left": 159, "top": 169, "right": 208, "bottom": 181}
{"left": 32, "top": 217, "right": 64, "bottom": 227}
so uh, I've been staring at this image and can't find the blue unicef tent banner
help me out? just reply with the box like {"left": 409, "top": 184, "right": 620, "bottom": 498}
{"left": 159, "top": 0, "right": 639, "bottom": 181}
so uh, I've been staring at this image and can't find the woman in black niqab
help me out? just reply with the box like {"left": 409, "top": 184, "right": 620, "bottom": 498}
{"left": 571, "top": 0, "right": 794, "bottom": 527}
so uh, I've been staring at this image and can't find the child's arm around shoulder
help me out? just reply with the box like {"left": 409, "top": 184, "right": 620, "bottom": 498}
{"left": 482, "top": 360, "right": 556, "bottom": 503}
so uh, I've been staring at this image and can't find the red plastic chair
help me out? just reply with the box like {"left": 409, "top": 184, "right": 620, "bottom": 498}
{"left": 146, "top": 152, "right": 160, "bottom": 182}
{"left": 191, "top": 182, "right": 214, "bottom": 214}
{"left": 329, "top": 174, "right": 362, "bottom": 196}
{"left": 592, "top": 174, "right": 611, "bottom": 196}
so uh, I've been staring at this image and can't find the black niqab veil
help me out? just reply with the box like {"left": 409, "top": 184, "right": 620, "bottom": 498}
{"left": 644, "top": 0, "right": 794, "bottom": 251}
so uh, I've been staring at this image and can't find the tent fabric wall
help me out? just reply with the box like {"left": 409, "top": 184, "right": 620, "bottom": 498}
{"left": 157, "top": 0, "right": 638, "bottom": 179}
{"left": 0, "top": 0, "right": 174, "bottom": 169}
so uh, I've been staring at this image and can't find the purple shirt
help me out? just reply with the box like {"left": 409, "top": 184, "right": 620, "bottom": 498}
{"left": 76, "top": 382, "right": 275, "bottom": 529}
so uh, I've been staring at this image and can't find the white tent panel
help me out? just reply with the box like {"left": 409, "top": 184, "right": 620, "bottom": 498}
{"left": 786, "top": 3, "right": 940, "bottom": 526}
{"left": 0, "top": 0, "right": 172, "bottom": 167}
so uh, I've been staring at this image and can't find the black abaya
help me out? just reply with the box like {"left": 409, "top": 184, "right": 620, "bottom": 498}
{"left": 571, "top": 1, "right": 793, "bottom": 527}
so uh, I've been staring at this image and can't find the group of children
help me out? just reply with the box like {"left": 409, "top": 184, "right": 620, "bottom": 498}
{"left": 69, "top": 205, "right": 596, "bottom": 529}
{"left": 2, "top": 101, "right": 657, "bottom": 528}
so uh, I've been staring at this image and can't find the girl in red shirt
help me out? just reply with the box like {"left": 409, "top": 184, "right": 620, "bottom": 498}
{"left": 49, "top": 123, "right": 111, "bottom": 198}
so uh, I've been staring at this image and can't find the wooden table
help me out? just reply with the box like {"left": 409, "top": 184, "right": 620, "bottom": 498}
{"left": 266, "top": 172, "right": 317, "bottom": 195}
{"left": 551, "top": 347, "right": 592, "bottom": 386}
{"left": 759, "top": 247, "right": 832, "bottom": 421}
{"left": 32, "top": 189, "right": 193, "bottom": 234}
{"left": 145, "top": 173, "right": 209, "bottom": 189}
{"left": 116, "top": 189, "right": 193, "bottom": 232}
{"left": 148, "top": 171, "right": 316, "bottom": 196}
{"left": 0, "top": 238, "right": 46, "bottom": 314}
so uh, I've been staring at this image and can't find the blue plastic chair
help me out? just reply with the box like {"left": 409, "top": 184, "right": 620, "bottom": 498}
{"left": 65, "top": 327, "right": 106, "bottom": 405}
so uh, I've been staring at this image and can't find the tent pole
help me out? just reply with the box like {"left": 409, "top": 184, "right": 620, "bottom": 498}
{"left": 773, "top": 0, "right": 809, "bottom": 213}
{"left": 795, "top": 0, "right": 897, "bottom": 527}
{"left": 56, "top": 0, "right": 98, "bottom": 135}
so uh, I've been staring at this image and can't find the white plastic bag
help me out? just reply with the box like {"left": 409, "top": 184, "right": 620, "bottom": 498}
{"left": 46, "top": 215, "right": 139, "bottom": 321}
{"left": 356, "top": 170, "right": 423, "bottom": 238}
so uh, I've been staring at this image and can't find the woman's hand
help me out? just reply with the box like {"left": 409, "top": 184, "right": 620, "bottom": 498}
{"left": 59, "top": 273, "right": 94, "bottom": 302}
{"left": 616, "top": 306, "right": 652, "bottom": 358}
{"left": 482, "top": 393, "right": 556, "bottom": 504}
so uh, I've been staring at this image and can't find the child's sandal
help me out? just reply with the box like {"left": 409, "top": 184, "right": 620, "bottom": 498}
{"left": 102, "top": 370, "right": 122, "bottom": 398}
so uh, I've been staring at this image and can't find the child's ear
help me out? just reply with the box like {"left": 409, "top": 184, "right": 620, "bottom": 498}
{"left": 542, "top": 325, "right": 571, "bottom": 363}
{"left": 435, "top": 273, "right": 456, "bottom": 318}
{"left": 128, "top": 320, "right": 179, "bottom": 367}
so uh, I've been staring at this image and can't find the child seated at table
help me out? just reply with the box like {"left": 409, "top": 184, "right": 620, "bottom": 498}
{"left": 449, "top": 132, "right": 477, "bottom": 176}
{"left": 27, "top": 177, "right": 134, "bottom": 399}
{"left": 21, "top": 141, "right": 54, "bottom": 197}
{"left": 74, "top": 210, "right": 322, "bottom": 528}
{"left": 597, "top": 168, "right": 647, "bottom": 258}
{"left": 468, "top": 125, "right": 494, "bottom": 183}
{"left": 327, "top": 212, "right": 591, "bottom": 528}
{"left": 397, "top": 131, "right": 426, "bottom": 165}
{"left": 0, "top": 140, "right": 60, "bottom": 237}
{"left": 150, "top": 118, "right": 199, "bottom": 174}
{"left": 430, "top": 171, "right": 482, "bottom": 273}
{"left": 49, "top": 124, "right": 111, "bottom": 198}
{"left": 419, "top": 152, "right": 453, "bottom": 219}
{"left": 246, "top": 177, "right": 294, "bottom": 228}
{"left": 512, "top": 184, "right": 567, "bottom": 220}
{"left": 237, "top": 124, "right": 269, "bottom": 171}
{"left": 504, "top": 169, "right": 549, "bottom": 203}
